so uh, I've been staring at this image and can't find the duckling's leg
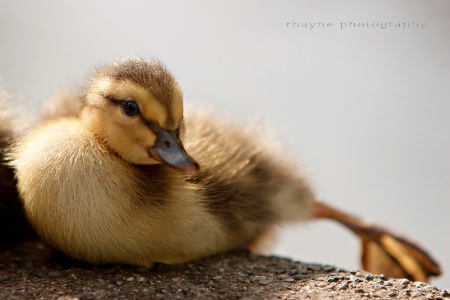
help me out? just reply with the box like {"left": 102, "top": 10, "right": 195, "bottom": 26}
{"left": 313, "top": 201, "right": 441, "bottom": 282}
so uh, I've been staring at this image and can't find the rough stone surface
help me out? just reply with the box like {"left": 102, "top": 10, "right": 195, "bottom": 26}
{"left": 0, "top": 240, "right": 448, "bottom": 299}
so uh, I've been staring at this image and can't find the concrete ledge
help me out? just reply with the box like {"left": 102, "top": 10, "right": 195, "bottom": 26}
{"left": 0, "top": 240, "right": 447, "bottom": 299}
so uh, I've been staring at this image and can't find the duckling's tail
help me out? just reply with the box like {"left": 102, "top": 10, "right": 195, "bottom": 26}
{"left": 0, "top": 97, "right": 36, "bottom": 244}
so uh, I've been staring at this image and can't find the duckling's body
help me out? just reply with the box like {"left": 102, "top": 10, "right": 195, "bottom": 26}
{"left": 9, "top": 59, "right": 314, "bottom": 265}
{"left": 7, "top": 59, "right": 441, "bottom": 282}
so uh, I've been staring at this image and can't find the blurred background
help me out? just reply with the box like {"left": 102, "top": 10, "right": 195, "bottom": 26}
{"left": 1, "top": 0, "right": 449, "bottom": 289}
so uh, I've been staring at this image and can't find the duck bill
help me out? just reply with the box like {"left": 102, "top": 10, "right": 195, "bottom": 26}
{"left": 149, "top": 128, "right": 199, "bottom": 175}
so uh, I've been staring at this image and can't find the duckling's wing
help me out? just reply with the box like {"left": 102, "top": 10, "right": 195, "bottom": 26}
{"left": 182, "top": 110, "right": 316, "bottom": 246}
{"left": 41, "top": 88, "right": 83, "bottom": 120}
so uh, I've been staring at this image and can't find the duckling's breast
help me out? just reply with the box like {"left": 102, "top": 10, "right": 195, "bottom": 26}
{"left": 10, "top": 118, "right": 236, "bottom": 265}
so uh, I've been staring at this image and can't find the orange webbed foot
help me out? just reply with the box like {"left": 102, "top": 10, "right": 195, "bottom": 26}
{"left": 314, "top": 201, "right": 441, "bottom": 282}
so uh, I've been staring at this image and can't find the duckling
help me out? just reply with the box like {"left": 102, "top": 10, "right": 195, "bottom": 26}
{"left": 7, "top": 58, "right": 441, "bottom": 281}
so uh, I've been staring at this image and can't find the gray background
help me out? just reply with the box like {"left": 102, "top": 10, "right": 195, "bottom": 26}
{"left": 1, "top": 0, "right": 449, "bottom": 289}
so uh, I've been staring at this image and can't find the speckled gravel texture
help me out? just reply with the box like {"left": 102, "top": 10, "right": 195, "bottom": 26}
{"left": 0, "top": 240, "right": 448, "bottom": 299}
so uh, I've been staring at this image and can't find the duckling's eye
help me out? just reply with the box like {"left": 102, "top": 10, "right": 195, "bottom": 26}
{"left": 122, "top": 101, "right": 140, "bottom": 117}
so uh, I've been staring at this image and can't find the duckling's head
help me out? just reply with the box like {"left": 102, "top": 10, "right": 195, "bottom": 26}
{"left": 79, "top": 58, "right": 199, "bottom": 174}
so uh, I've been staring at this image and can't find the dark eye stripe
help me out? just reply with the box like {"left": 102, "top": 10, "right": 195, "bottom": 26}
{"left": 104, "top": 95, "right": 178, "bottom": 134}
{"left": 104, "top": 95, "right": 122, "bottom": 105}
{"left": 105, "top": 96, "right": 140, "bottom": 117}
{"left": 141, "top": 118, "right": 159, "bottom": 133}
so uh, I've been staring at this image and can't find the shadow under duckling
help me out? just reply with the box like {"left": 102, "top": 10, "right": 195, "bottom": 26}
{"left": 7, "top": 58, "right": 441, "bottom": 282}
{"left": 0, "top": 98, "right": 36, "bottom": 244}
